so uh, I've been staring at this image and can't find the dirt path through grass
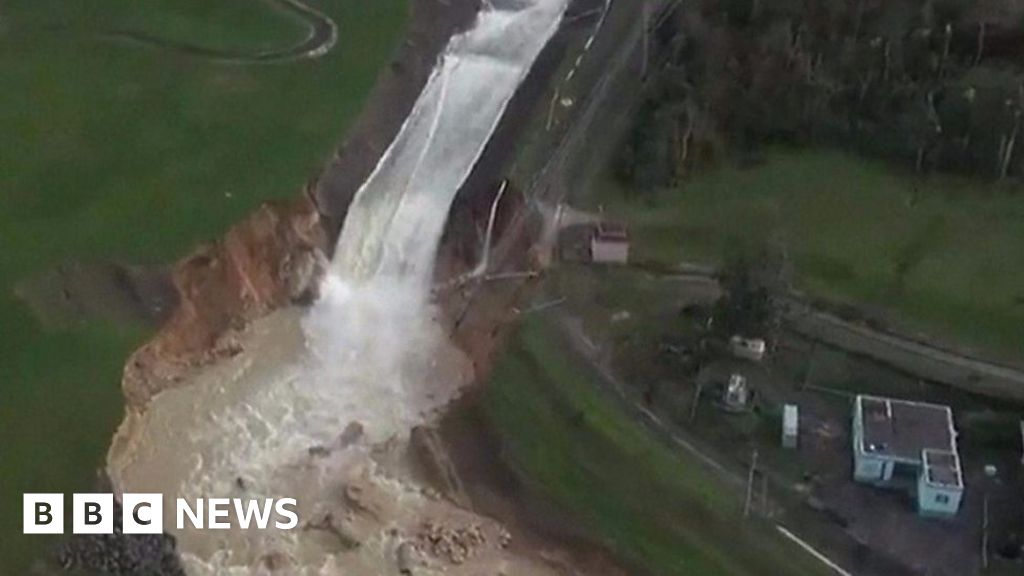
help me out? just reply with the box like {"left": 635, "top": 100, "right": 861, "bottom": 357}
{"left": 104, "top": 0, "right": 338, "bottom": 63}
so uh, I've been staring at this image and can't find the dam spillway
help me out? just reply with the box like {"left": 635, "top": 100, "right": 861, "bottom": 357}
{"left": 333, "top": 0, "right": 568, "bottom": 291}
{"left": 106, "top": 0, "right": 569, "bottom": 573}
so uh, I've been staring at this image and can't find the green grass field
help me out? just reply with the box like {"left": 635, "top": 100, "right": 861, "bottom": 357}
{"left": 17, "top": 0, "right": 311, "bottom": 53}
{"left": 0, "top": 1, "right": 406, "bottom": 569}
{"left": 592, "top": 149, "right": 1024, "bottom": 359}
{"left": 486, "top": 318, "right": 832, "bottom": 576}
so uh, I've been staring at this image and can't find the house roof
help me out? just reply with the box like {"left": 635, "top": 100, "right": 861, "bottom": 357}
{"left": 594, "top": 221, "right": 628, "bottom": 242}
{"left": 923, "top": 449, "right": 963, "bottom": 489}
{"left": 856, "top": 395, "right": 956, "bottom": 463}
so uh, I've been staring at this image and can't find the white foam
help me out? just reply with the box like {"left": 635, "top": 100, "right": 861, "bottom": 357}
{"left": 331, "top": 0, "right": 568, "bottom": 293}
{"left": 108, "top": 0, "right": 568, "bottom": 572}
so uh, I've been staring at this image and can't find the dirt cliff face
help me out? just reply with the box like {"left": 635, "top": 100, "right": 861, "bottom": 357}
{"left": 122, "top": 193, "right": 328, "bottom": 411}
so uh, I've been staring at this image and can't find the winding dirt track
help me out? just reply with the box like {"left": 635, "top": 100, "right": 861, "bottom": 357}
{"left": 104, "top": 0, "right": 337, "bottom": 64}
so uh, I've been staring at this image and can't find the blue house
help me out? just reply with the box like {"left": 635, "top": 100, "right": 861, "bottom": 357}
{"left": 852, "top": 395, "right": 963, "bottom": 517}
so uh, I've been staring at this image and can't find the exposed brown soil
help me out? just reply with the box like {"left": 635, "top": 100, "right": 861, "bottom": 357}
{"left": 104, "top": 0, "right": 483, "bottom": 413}
{"left": 423, "top": 28, "right": 635, "bottom": 573}
{"left": 122, "top": 194, "right": 326, "bottom": 410}
{"left": 110, "top": 0, "right": 572, "bottom": 413}
{"left": 107, "top": 0, "right": 641, "bottom": 571}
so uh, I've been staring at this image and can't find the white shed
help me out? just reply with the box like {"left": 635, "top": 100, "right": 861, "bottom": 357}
{"left": 590, "top": 222, "right": 629, "bottom": 264}
{"left": 782, "top": 404, "right": 799, "bottom": 449}
{"left": 730, "top": 335, "right": 766, "bottom": 362}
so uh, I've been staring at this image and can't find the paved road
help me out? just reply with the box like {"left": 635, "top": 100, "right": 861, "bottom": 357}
{"left": 480, "top": 2, "right": 930, "bottom": 573}
{"left": 621, "top": 266, "right": 1024, "bottom": 401}
{"left": 489, "top": 2, "right": 1024, "bottom": 573}
{"left": 504, "top": 0, "right": 1024, "bottom": 404}
{"left": 518, "top": 0, "right": 1024, "bottom": 402}
{"left": 785, "top": 300, "right": 1024, "bottom": 401}
{"left": 552, "top": 312, "right": 911, "bottom": 576}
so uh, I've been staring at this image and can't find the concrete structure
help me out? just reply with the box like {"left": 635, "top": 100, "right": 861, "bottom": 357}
{"left": 852, "top": 395, "right": 963, "bottom": 517}
{"left": 917, "top": 449, "right": 964, "bottom": 517}
{"left": 730, "top": 335, "right": 766, "bottom": 362}
{"left": 590, "top": 222, "right": 629, "bottom": 264}
{"left": 782, "top": 404, "right": 799, "bottom": 449}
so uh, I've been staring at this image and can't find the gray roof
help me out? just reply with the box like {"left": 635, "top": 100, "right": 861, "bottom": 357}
{"left": 857, "top": 395, "right": 956, "bottom": 462}
{"left": 923, "top": 449, "right": 963, "bottom": 488}
{"left": 594, "top": 221, "right": 628, "bottom": 242}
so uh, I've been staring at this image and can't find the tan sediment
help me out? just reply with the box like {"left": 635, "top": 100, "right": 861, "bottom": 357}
{"left": 119, "top": 194, "right": 327, "bottom": 412}
{"left": 105, "top": 0, "right": 632, "bottom": 574}
{"left": 105, "top": 277, "right": 589, "bottom": 574}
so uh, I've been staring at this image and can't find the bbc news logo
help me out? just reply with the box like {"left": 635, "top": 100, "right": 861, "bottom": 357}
{"left": 24, "top": 494, "right": 299, "bottom": 534}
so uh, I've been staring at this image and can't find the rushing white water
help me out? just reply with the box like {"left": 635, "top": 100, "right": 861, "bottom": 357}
{"left": 334, "top": 0, "right": 568, "bottom": 292}
{"left": 107, "top": 1, "right": 568, "bottom": 574}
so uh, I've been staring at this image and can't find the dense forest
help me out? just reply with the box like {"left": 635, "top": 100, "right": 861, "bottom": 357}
{"left": 620, "top": 0, "right": 1024, "bottom": 190}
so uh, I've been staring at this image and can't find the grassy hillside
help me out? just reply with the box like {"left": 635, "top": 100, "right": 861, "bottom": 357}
{"left": 12, "top": 0, "right": 310, "bottom": 52}
{"left": 592, "top": 149, "right": 1024, "bottom": 359}
{"left": 0, "top": 1, "right": 407, "bottom": 569}
{"left": 486, "top": 318, "right": 832, "bottom": 576}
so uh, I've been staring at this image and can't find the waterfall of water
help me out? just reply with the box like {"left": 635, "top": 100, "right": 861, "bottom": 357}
{"left": 107, "top": 1, "right": 568, "bottom": 573}
{"left": 301, "top": 0, "right": 568, "bottom": 471}
{"left": 332, "top": 0, "right": 567, "bottom": 291}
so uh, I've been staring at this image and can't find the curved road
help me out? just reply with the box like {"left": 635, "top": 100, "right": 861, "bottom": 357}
{"left": 104, "top": 0, "right": 337, "bottom": 64}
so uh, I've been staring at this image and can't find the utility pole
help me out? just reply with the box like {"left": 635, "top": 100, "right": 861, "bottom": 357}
{"left": 641, "top": 2, "right": 649, "bottom": 79}
{"left": 744, "top": 449, "right": 759, "bottom": 519}
{"left": 689, "top": 381, "right": 703, "bottom": 422}
{"left": 982, "top": 493, "right": 990, "bottom": 570}
{"left": 546, "top": 88, "right": 560, "bottom": 131}
{"left": 760, "top": 473, "right": 769, "bottom": 517}
{"left": 802, "top": 342, "right": 818, "bottom": 391}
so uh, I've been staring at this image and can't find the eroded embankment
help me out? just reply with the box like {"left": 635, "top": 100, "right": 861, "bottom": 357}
{"left": 117, "top": 0, "right": 485, "bottom": 412}
{"left": 101, "top": 1, "right": 616, "bottom": 575}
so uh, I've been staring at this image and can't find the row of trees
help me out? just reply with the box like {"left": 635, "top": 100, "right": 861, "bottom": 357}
{"left": 618, "top": 0, "right": 1024, "bottom": 191}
